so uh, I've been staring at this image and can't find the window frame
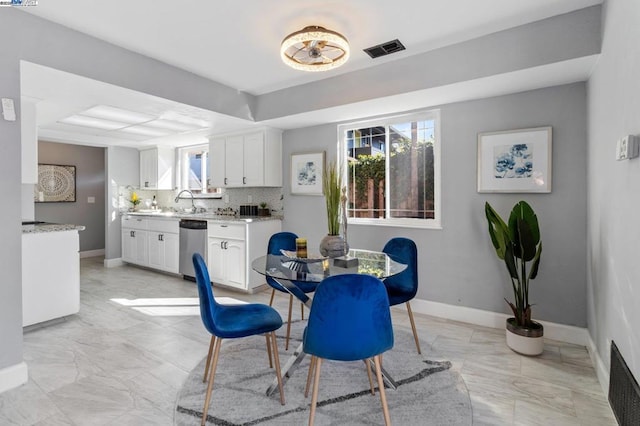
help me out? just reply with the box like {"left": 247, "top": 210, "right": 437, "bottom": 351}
{"left": 338, "top": 109, "right": 441, "bottom": 229}
{"left": 176, "top": 143, "right": 223, "bottom": 199}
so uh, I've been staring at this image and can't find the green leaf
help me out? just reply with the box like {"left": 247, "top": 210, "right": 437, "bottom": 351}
{"left": 529, "top": 242, "right": 542, "bottom": 280}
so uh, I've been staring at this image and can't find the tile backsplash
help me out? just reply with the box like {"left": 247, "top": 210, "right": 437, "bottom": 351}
{"left": 119, "top": 186, "right": 283, "bottom": 216}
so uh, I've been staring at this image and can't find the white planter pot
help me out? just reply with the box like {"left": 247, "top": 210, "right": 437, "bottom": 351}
{"left": 505, "top": 318, "right": 544, "bottom": 356}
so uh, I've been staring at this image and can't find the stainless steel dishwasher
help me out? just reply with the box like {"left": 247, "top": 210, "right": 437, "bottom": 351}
{"left": 179, "top": 219, "right": 207, "bottom": 281}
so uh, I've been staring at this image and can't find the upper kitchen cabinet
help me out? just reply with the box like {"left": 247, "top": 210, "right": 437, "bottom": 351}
{"left": 209, "top": 128, "right": 282, "bottom": 188}
{"left": 140, "top": 147, "right": 174, "bottom": 190}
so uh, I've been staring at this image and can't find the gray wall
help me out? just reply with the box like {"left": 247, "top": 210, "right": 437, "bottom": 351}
{"left": 105, "top": 146, "right": 139, "bottom": 261}
{"left": 35, "top": 142, "right": 105, "bottom": 252}
{"left": 587, "top": 0, "right": 640, "bottom": 381}
{"left": 283, "top": 82, "right": 588, "bottom": 327}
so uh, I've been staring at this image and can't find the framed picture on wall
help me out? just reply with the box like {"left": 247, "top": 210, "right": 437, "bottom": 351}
{"left": 34, "top": 164, "right": 77, "bottom": 202}
{"left": 477, "top": 127, "right": 552, "bottom": 193}
{"left": 290, "top": 151, "right": 325, "bottom": 195}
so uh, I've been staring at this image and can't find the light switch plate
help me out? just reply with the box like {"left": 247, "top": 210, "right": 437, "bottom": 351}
{"left": 1, "top": 98, "right": 16, "bottom": 121}
{"left": 87, "top": 196, "right": 95, "bottom": 204}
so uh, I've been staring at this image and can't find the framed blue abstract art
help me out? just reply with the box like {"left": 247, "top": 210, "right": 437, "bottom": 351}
{"left": 477, "top": 127, "right": 552, "bottom": 193}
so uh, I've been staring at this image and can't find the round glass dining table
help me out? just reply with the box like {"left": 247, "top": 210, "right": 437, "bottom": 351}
{"left": 251, "top": 249, "right": 407, "bottom": 306}
{"left": 251, "top": 249, "right": 407, "bottom": 395}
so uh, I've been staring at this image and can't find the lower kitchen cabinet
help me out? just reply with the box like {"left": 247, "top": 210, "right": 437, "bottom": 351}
{"left": 148, "top": 231, "right": 179, "bottom": 273}
{"left": 207, "top": 219, "right": 281, "bottom": 292}
{"left": 121, "top": 216, "right": 179, "bottom": 273}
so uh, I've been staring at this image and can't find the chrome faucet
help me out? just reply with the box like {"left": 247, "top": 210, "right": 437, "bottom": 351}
{"left": 175, "top": 189, "right": 196, "bottom": 213}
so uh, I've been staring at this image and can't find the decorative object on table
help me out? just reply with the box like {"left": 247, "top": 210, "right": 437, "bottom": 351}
{"left": 266, "top": 232, "right": 318, "bottom": 350}
{"left": 333, "top": 184, "right": 359, "bottom": 268}
{"left": 290, "top": 151, "right": 325, "bottom": 195}
{"left": 280, "top": 26, "right": 350, "bottom": 72}
{"left": 129, "top": 191, "right": 141, "bottom": 211}
{"left": 477, "top": 127, "right": 552, "bottom": 193}
{"left": 382, "top": 237, "right": 421, "bottom": 354}
{"left": 303, "top": 274, "right": 394, "bottom": 425}
{"left": 34, "top": 164, "right": 76, "bottom": 203}
{"left": 319, "top": 160, "right": 349, "bottom": 257}
{"left": 191, "top": 253, "right": 285, "bottom": 425}
{"left": 295, "top": 238, "right": 307, "bottom": 258}
{"left": 258, "top": 202, "right": 270, "bottom": 216}
{"left": 485, "top": 200, "right": 544, "bottom": 355}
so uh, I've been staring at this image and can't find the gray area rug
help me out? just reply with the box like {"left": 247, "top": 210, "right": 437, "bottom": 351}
{"left": 174, "top": 321, "right": 471, "bottom": 425}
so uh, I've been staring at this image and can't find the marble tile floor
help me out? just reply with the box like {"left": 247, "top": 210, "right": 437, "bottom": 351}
{"left": 0, "top": 256, "right": 617, "bottom": 425}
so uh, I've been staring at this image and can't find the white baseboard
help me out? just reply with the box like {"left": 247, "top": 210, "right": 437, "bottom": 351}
{"left": 409, "top": 298, "right": 589, "bottom": 346}
{"left": 80, "top": 249, "right": 105, "bottom": 259}
{"left": 103, "top": 258, "right": 123, "bottom": 268}
{"left": 0, "top": 362, "right": 28, "bottom": 394}
{"left": 587, "top": 333, "right": 610, "bottom": 396}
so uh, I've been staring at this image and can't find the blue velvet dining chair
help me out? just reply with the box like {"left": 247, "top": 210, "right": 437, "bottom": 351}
{"left": 192, "top": 253, "right": 285, "bottom": 426}
{"left": 303, "top": 274, "right": 394, "bottom": 426}
{"left": 266, "top": 232, "right": 318, "bottom": 350}
{"left": 382, "top": 237, "right": 421, "bottom": 354}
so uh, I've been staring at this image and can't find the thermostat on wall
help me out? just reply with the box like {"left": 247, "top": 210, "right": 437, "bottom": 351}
{"left": 616, "top": 135, "right": 639, "bottom": 161}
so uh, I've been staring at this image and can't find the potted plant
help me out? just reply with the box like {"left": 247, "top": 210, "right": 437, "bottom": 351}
{"left": 485, "top": 200, "right": 544, "bottom": 355}
{"left": 129, "top": 191, "right": 141, "bottom": 211}
{"left": 258, "top": 202, "right": 270, "bottom": 216}
{"left": 319, "top": 161, "right": 349, "bottom": 257}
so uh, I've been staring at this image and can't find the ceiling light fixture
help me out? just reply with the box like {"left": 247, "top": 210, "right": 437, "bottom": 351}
{"left": 280, "top": 26, "right": 350, "bottom": 72}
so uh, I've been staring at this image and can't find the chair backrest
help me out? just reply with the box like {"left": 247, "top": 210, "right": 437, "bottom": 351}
{"left": 266, "top": 232, "right": 298, "bottom": 289}
{"left": 192, "top": 252, "right": 219, "bottom": 335}
{"left": 382, "top": 237, "right": 418, "bottom": 298}
{"left": 304, "top": 274, "right": 393, "bottom": 361}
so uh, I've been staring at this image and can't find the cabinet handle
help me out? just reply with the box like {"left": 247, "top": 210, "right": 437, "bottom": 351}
{"left": 243, "top": 177, "right": 246, "bottom": 184}
{"left": 145, "top": 181, "right": 149, "bottom": 187}
{"left": 224, "top": 241, "right": 228, "bottom": 250}
{"left": 224, "top": 178, "right": 227, "bottom": 185}
{"left": 220, "top": 225, "right": 228, "bottom": 228}
{"left": 130, "top": 230, "right": 134, "bottom": 237}
{"left": 158, "top": 234, "right": 163, "bottom": 241}
{"left": 220, "top": 241, "right": 224, "bottom": 250}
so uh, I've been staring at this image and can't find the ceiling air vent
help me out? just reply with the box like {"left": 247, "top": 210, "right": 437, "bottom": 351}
{"left": 363, "top": 39, "right": 406, "bottom": 59}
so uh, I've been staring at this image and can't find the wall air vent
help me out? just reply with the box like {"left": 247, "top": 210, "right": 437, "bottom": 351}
{"left": 363, "top": 39, "right": 406, "bottom": 59}
{"left": 609, "top": 341, "right": 640, "bottom": 425}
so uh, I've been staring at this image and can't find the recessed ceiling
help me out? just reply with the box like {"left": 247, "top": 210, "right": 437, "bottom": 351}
{"left": 17, "top": 0, "right": 602, "bottom": 148}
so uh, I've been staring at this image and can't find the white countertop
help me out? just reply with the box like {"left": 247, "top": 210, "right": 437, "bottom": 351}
{"left": 123, "top": 211, "right": 282, "bottom": 223}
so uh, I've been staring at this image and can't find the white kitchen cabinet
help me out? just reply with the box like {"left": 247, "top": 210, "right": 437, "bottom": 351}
{"left": 121, "top": 216, "right": 179, "bottom": 273}
{"left": 140, "top": 147, "right": 175, "bottom": 190}
{"left": 207, "top": 219, "right": 281, "bottom": 292}
{"left": 147, "top": 220, "right": 179, "bottom": 274}
{"left": 208, "top": 128, "right": 282, "bottom": 188}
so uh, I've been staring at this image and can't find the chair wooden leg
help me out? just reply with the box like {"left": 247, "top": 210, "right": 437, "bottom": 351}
{"left": 309, "top": 357, "right": 323, "bottom": 426}
{"left": 269, "top": 331, "right": 286, "bottom": 405}
{"left": 201, "top": 337, "right": 222, "bottom": 426}
{"left": 406, "top": 301, "right": 422, "bottom": 354}
{"left": 304, "top": 356, "right": 317, "bottom": 398}
{"left": 285, "top": 294, "right": 293, "bottom": 350}
{"left": 265, "top": 334, "right": 273, "bottom": 368}
{"left": 203, "top": 335, "right": 216, "bottom": 383}
{"left": 364, "top": 359, "right": 375, "bottom": 395}
{"left": 373, "top": 355, "right": 391, "bottom": 426}
{"left": 268, "top": 288, "right": 276, "bottom": 306}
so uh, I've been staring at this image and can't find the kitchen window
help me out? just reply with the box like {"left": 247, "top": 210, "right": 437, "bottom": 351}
{"left": 177, "top": 143, "right": 221, "bottom": 197}
{"left": 338, "top": 110, "right": 441, "bottom": 228}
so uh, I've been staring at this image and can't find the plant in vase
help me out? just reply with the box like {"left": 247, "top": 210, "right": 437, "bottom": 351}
{"left": 129, "top": 191, "right": 141, "bottom": 211}
{"left": 485, "top": 200, "right": 544, "bottom": 355}
{"left": 320, "top": 161, "right": 349, "bottom": 258}
{"left": 258, "top": 202, "right": 270, "bottom": 216}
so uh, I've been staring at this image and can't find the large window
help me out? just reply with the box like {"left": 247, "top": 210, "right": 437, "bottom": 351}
{"left": 177, "top": 143, "right": 221, "bottom": 196}
{"left": 339, "top": 110, "right": 440, "bottom": 228}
